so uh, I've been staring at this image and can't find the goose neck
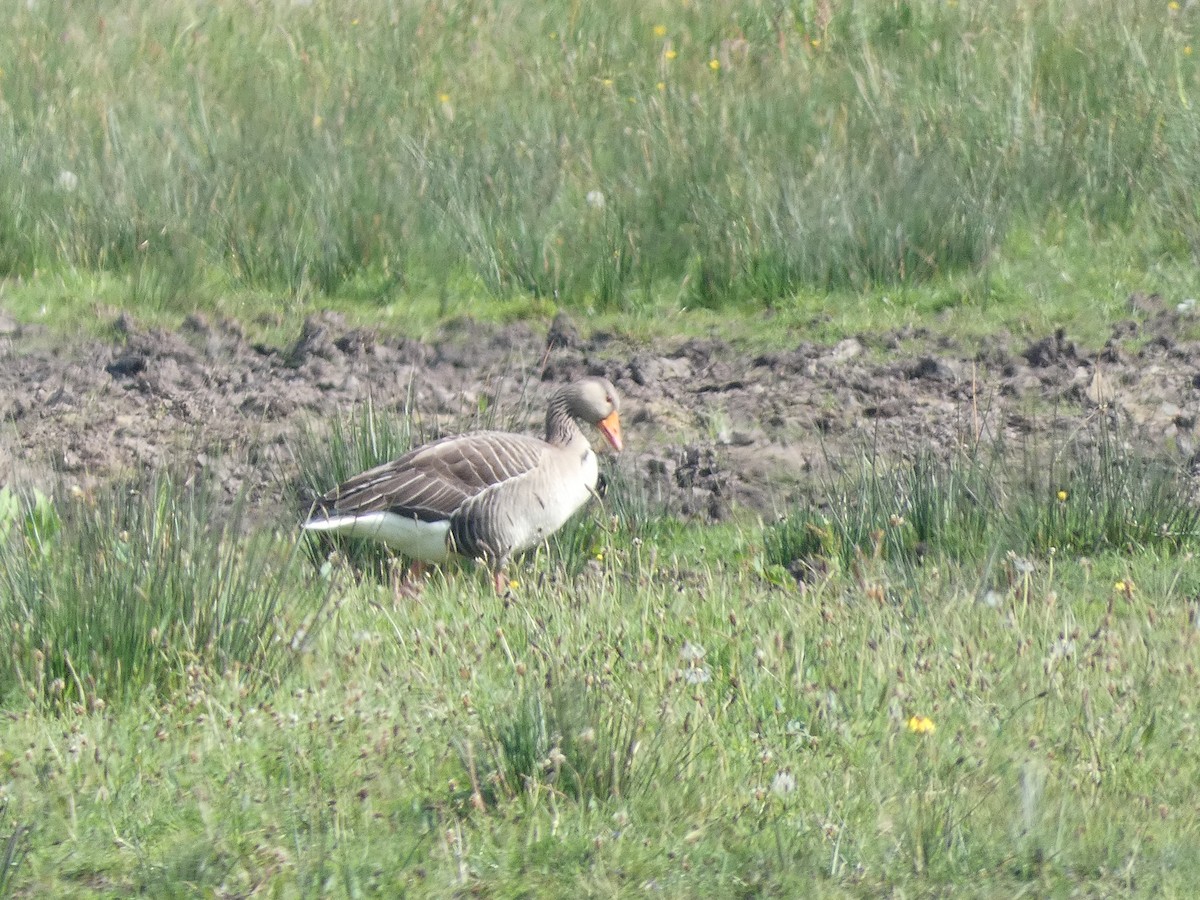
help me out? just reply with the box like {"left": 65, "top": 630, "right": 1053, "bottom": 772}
{"left": 545, "top": 390, "right": 585, "bottom": 447}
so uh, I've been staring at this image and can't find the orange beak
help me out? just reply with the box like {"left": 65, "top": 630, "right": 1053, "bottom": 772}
{"left": 596, "top": 410, "right": 623, "bottom": 453}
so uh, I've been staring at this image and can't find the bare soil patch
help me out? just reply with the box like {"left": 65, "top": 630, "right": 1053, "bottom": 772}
{"left": 1, "top": 298, "right": 1196, "bottom": 523}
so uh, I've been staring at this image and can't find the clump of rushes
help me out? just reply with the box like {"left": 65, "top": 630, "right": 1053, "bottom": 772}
{"left": 0, "top": 474, "right": 330, "bottom": 707}
{"left": 767, "top": 443, "right": 1000, "bottom": 578}
{"left": 768, "top": 422, "right": 1200, "bottom": 576}
{"left": 291, "top": 393, "right": 420, "bottom": 576}
{"left": 1010, "top": 427, "right": 1200, "bottom": 556}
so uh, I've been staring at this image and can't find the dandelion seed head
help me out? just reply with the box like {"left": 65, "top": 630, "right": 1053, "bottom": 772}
{"left": 1010, "top": 555, "right": 1035, "bottom": 575}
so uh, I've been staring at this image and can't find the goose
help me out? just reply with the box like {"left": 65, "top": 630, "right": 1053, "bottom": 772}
{"left": 303, "top": 377, "right": 623, "bottom": 592}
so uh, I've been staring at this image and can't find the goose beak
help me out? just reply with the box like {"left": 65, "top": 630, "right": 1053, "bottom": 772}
{"left": 596, "top": 410, "right": 623, "bottom": 453}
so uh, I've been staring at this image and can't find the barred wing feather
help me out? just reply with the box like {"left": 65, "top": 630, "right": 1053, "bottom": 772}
{"left": 318, "top": 432, "right": 547, "bottom": 523}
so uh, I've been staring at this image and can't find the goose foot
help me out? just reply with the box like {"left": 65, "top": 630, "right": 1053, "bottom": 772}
{"left": 493, "top": 569, "right": 510, "bottom": 596}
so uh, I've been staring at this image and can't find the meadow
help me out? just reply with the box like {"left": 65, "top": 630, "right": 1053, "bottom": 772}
{"left": 3, "top": 0, "right": 1200, "bottom": 896}
{"left": 1, "top": 0, "right": 1199, "bottom": 340}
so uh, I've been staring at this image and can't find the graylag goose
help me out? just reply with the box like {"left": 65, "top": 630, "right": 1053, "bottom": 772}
{"left": 303, "top": 377, "right": 623, "bottom": 592}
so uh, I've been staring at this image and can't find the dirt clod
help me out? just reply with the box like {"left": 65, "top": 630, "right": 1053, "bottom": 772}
{"left": 0, "top": 310, "right": 1197, "bottom": 527}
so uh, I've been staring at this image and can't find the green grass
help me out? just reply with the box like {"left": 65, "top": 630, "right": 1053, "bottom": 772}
{"left": 0, "top": 476, "right": 331, "bottom": 707}
{"left": 6, "top": 0, "right": 1200, "bottom": 894}
{"left": 3, "top": 403, "right": 1200, "bottom": 895}
{"left": 1, "top": 0, "right": 1199, "bottom": 347}
{"left": 4, "top": 493, "right": 1200, "bottom": 894}
{"left": 767, "top": 415, "right": 1200, "bottom": 581}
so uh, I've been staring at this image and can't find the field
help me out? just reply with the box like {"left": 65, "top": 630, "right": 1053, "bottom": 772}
{"left": 3, "top": 0, "right": 1200, "bottom": 896}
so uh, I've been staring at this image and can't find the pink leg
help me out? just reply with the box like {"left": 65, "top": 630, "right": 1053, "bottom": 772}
{"left": 393, "top": 560, "right": 430, "bottom": 600}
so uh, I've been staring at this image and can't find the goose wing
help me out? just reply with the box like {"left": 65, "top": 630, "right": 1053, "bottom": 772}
{"left": 316, "top": 431, "right": 548, "bottom": 523}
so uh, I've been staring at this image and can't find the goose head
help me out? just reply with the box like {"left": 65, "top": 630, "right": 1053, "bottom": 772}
{"left": 563, "top": 377, "right": 623, "bottom": 452}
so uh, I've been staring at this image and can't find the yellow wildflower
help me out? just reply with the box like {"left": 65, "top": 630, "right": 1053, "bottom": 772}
{"left": 708, "top": 58, "right": 720, "bottom": 71}
{"left": 653, "top": 24, "right": 667, "bottom": 37}
{"left": 1169, "top": 1, "right": 1180, "bottom": 10}
{"left": 1057, "top": 490, "right": 1068, "bottom": 502}
{"left": 656, "top": 81, "right": 666, "bottom": 91}
{"left": 907, "top": 715, "right": 936, "bottom": 735}
{"left": 811, "top": 38, "right": 822, "bottom": 48}
{"left": 602, "top": 77, "right": 614, "bottom": 87}
{"left": 1186, "top": 46, "right": 1194, "bottom": 56}
{"left": 1114, "top": 580, "right": 1127, "bottom": 593}
{"left": 665, "top": 48, "right": 678, "bottom": 60}
{"left": 437, "top": 92, "right": 451, "bottom": 104}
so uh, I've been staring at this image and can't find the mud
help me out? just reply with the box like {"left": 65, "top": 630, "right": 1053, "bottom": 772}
{"left": 1, "top": 294, "right": 1197, "bottom": 524}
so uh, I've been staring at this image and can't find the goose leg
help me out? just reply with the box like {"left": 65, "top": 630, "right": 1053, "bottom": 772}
{"left": 392, "top": 559, "right": 430, "bottom": 600}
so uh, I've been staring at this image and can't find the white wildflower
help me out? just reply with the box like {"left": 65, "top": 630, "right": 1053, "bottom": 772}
{"left": 771, "top": 768, "right": 797, "bottom": 797}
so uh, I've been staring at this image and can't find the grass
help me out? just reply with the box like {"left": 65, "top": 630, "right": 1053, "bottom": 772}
{"left": 767, "top": 413, "right": 1200, "bottom": 581}
{"left": 0, "top": 802, "right": 29, "bottom": 900}
{"left": 1, "top": 397, "right": 1199, "bottom": 895}
{"left": 1, "top": 0, "right": 1199, "bottom": 349}
{"left": 0, "top": 476, "right": 331, "bottom": 707}
{"left": 5, "top": 0, "right": 1200, "bottom": 894}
